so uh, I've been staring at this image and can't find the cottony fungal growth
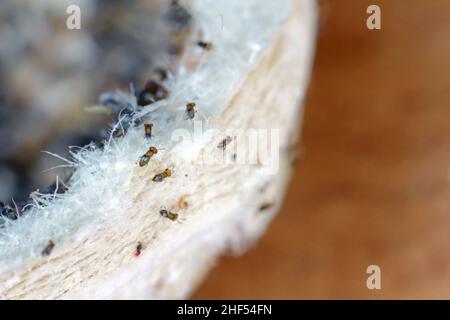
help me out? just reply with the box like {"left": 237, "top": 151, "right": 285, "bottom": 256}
{"left": 0, "top": 0, "right": 293, "bottom": 279}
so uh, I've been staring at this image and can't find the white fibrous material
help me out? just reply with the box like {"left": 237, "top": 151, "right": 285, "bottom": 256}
{"left": 0, "top": 0, "right": 292, "bottom": 273}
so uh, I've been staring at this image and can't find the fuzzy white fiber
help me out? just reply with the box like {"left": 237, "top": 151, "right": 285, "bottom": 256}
{"left": 0, "top": 0, "right": 292, "bottom": 275}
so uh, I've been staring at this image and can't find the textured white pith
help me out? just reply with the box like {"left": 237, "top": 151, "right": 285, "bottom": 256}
{"left": 0, "top": 0, "right": 292, "bottom": 274}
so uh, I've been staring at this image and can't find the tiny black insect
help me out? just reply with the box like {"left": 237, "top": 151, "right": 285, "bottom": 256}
{"left": 184, "top": 102, "right": 196, "bottom": 120}
{"left": 165, "top": 0, "right": 192, "bottom": 36}
{"left": 217, "top": 136, "right": 232, "bottom": 151}
{"left": 259, "top": 203, "right": 275, "bottom": 212}
{"left": 137, "top": 81, "right": 169, "bottom": 106}
{"left": 144, "top": 123, "right": 153, "bottom": 141}
{"left": 153, "top": 168, "right": 172, "bottom": 182}
{"left": 153, "top": 68, "right": 168, "bottom": 81}
{"left": 139, "top": 146, "right": 158, "bottom": 167}
{"left": 112, "top": 127, "right": 127, "bottom": 138}
{"left": 197, "top": 41, "right": 213, "bottom": 50}
{"left": 160, "top": 208, "right": 178, "bottom": 221}
{"left": 41, "top": 240, "right": 55, "bottom": 256}
{"left": 0, "top": 201, "right": 17, "bottom": 221}
{"left": 135, "top": 242, "right": 143, "bottom": 257}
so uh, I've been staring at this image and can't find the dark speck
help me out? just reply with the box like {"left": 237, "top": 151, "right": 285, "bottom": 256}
{"left": 41, "top": 240, "right": 55, "bottom": 256}
{"left": 137, "top": 80, "right": 169, "bottom": 106}
{"left": 259, "top": 203, "right": 274, "bottom": 212}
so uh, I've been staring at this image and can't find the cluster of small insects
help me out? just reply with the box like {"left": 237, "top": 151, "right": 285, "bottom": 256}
{"left": 2, "top": 1, "right": 214, "bottom": 262}
{"left": 133, "top": 196, "right": 188, "bottom": 255}
{"left": 129, "top": 3, "right": 202, "bottom": 254}
{"left": 91, "top": 65, "right": 173, "bottom": 147}
{"left": 2, "top": 3, "right": 209, "bottom": 250}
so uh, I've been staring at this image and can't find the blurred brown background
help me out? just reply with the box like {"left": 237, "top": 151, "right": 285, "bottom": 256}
{"left": 193, "top": 0, "right": 450, "bottom": 299}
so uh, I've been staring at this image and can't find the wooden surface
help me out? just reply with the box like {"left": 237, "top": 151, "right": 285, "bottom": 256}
{"left": 193, "top": 0, "right": 450, "bottom": 299}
